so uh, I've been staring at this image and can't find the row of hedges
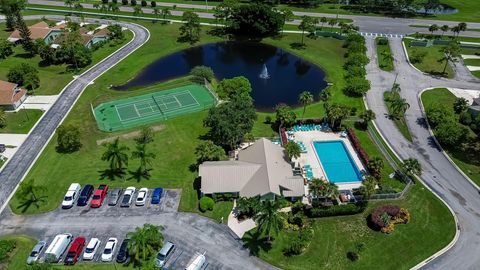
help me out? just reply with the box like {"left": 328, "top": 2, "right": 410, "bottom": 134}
{"left": 347, "top": 128, "right": 370, "bottom": 165}
{"left": 305, "top": 202, "right": 367, "bottom": 218}
{"left": 343, "top": 34, "right": 371, "bottom": 97}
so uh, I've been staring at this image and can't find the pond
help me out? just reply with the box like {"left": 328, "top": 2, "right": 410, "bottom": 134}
{"left": 416, "top": 4, "right": 458, "bottom": 15}
{"left": 115, "top": 41, "right": 328, "bottom": 111}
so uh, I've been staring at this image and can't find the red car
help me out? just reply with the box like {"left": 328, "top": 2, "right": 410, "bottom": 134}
{"left": 64, "top": 237, "right": 85, "bottom": 265}
{"left": 90, "top": 184, "right": 109, "bottom": 208}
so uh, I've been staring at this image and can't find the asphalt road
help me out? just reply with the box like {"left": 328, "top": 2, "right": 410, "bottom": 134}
{"left": 364, "top": 36, "right": 480, "bottom": 269}
{"left": 29, "top": 0, "right": 480, "bottom": 37}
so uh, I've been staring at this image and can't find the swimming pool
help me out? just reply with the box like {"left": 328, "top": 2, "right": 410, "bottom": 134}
{"left": 313, "top": 140, "right": 363, "bottom": 183}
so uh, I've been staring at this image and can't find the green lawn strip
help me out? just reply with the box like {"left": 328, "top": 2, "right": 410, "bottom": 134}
{"left": 0, "top": 22, "right": 133, "bottom": 95}
{"left": 0, "top": 235, "right": 36, "bottom": 270}
{"left": 245, "top": 181, "right": 455, "bottom": 270}
{"left": 375, "top": 37, "right": 394, "bottom": 71}
{"left": 421, "top": 88, "right": 480, "bottom": 185}
{"left": 403, "top": 39, "right": 454, "bottom": 78}
{"left": 460, "top": 47, "right": 480, "bottom": 55}
{"left": 198, "top": 201, "right": 233, "bottom": 224}
{"left": 383, "top": 92, "right": 414, "bottom": 142}
{"left": 471, "top": 70, "right": 480, "bottom": 78}
{"left": 434, "top": 0, "right": 480, "bottom": 22}
{"left": 463, "top": 58, "right": 480, "bottom": 66}
{"left": 410, "top": 24, "right": 480, "bottom": 32}
{"left": 0, "top": 110, "right": 43, "bottom": 134}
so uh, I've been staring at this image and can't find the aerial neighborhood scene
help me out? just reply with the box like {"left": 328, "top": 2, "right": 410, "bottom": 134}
{"left": 0, "top": 0, "right": 480, "bottom": 269}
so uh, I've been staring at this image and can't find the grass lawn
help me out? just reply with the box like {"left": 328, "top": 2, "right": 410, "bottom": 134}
{"left": 421, "top": 88, "right": 480, "bottom": 185}
{"left": 463, "top": 58, "right": 480, "bottom": 66}
{"left": 404, "top": 39, "right": 454, "bottom": 78}
{"left": 375, "top": 37, "right": 394, "bottom": 72}
{"left": 0, "top": 22, "right": 133, "bottom": 95}
{"left": 0, "top": 110, "right": 43, "bottom": 134}
{"left": 383, "top": 92, "right": 414, "bottom": 142}
{"left": 244, "top": 181, "right": 455, "bottom": 270}
{"left": 199, "top": 201, "right": 233, "bottom": 224}
{"left": 0, "top": 235, "right": 37, "bottom": 270}
{"left": 472, "top": 70, "right": 480, "bottom": 78}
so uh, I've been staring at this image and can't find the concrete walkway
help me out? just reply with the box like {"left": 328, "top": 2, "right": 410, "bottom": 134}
{"left": 0, "top": 134, "right": 28, "bottom": 159}
{"left": 462, "top": 54, "right": 480, "bottom": 60}
{"left": 21, "top": 95, "right": 59, "bottom": 111}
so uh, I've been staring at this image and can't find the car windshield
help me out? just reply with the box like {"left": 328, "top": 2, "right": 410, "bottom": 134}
{"left": 104, "top": 248, "right": 112, "bottom": 255}
{"left": 122, "top": 195, "right": 130, "bottom": 202}
{"left": 64, "top": 196, "right": 72, "bottom": 201}
{"left": 66, "top": 252, "right": 75, "bottom": 258}
{"left": 157, "top": 253, "right": 165, "bottom": 260}
{"left": 30, "top": 251, "right": 38, "bottom": 257}
{"left": 86, "top": 246, "right": 95, "bottom": 253}
{"left": 93, "top": 195, "right": 101, "bottom": 200}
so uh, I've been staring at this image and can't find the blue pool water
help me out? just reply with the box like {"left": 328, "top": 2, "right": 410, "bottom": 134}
{"left": 313, "top": 140, "right": 363, "bottom": 183}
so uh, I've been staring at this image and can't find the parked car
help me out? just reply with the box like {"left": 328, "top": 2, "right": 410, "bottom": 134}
{"left": 155, "top": 241, "right": 175, "bottom": 267}
{"left": 0, "top": 144, "right": 5, "bottom": 153}
{"left": 64, "top": 236, "right": 86, "bottom": 265}
{"left": 26, "top": 240, "right": 47, "bottom": 264}
{"left": 44, "top": 233, "right": 73, "bottom": 263}
{"left": 120, "top": 187, "right": 136, "bottom": 207}
{"left": 83, "top": 238, "right": 101, "bottom": 260}
{"left": 116, "top": 239, "right": 130, "bottom": 263}
{"left": 101, "top": 238, "right": 118, "bottom": 262}
{"left": 151, "top": 188, "right": 163, "bottom": 204}
{"left": 107, "top": 188, "right": 123, "bottom": 206}
{"left": 135, "top": 188, "right": 148, "bottom": 206}
{"left": 90, "top": 184, "right": 109, "bottom": 208}
{"left": 77, "top": 184, "right": 94, "bottom": 206}
{"left": 185, "top": 252, "right": 206, "bottom": 270}
{"left": 62, "top": 183, "right": 81, "bottom": 209}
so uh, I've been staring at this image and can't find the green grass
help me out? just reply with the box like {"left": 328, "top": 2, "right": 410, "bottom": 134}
{"left": 0, "top": 110, "right": 43, "bottom": 134}
{"left": 244, "top": 181, "right": 455, "bottom": 270}
{"left": 375, "top": 38, "right": 394, "bottom": 72}
{"left": 404, "top": 39, "right": 454, "bottom": 78}
{"left": 0, "top": 22, "right": 133, "bottom": 95}
{"left": 199, "top": 201, "right": 233, "bottom": 224}
{"left": 472, "top": 70, "right": 480, "bottom": 78}
{"left": 0, "top": 235, "right": 36, "bottom": 270}
{"left": 383, "top": 92, "right": 414, "bottom": 142}
{"left": 421, "top": 88, "right": 480, "bottom": 185}
{"left": 463, "top": 58, "right": 480, "bottom": 66}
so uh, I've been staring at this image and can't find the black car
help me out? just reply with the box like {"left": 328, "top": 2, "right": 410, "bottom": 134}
{"left": 77, "top": 184, "right": 94, "bottom": 206}
{"left": 116, "top": 239, "right": 130, "bottom": 263}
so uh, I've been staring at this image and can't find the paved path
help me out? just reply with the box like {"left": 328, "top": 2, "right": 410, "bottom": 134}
{"left": 365, "top": 36, "right": 480, "bottom": 269}
{"left": 30, "top": 0, "right": 480, "bottom": 37}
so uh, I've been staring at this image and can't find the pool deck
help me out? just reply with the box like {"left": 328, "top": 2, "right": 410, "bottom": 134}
{"left": 291, "top": 130, "right": 365, "bottom": 190}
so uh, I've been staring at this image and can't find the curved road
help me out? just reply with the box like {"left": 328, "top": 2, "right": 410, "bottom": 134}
{"left": 365, "top": 37, "right": 480, "bottom": 269}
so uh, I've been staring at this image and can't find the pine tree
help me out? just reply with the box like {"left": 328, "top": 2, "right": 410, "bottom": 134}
{"left": 15, "top": 13, "right": 35, "bottom": 55}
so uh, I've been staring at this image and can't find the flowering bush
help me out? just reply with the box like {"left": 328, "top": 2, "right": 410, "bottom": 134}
{"left": 347, "top": 128, "right": 370, "bottom": 165}
{"left": 370, "top": 205, "right": 410, "bottom": 233}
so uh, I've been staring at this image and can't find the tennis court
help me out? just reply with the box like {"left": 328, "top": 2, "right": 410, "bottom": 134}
{"left": 94, "top": 84, "right": 216, "bottom": 132}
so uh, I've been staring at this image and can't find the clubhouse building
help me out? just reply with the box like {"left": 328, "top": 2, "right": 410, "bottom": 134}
{"left": 199, "top": 138, "right": 305, "bottom": 200}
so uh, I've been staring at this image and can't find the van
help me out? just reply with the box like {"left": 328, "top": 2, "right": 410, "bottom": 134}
{"left": 77, "top": 184, "right": 94, "bottom": 206}
{"left": 44, "top": 233, "right": 73, "bottom": 263}
{"left": 155, "top": 241, "right": 175, "bottom": 267}
{"left": 185, "top": 252, "right": 206, "bottom": 270}
{"left": 62, "top": 183, "right": 81, "bottom": 209}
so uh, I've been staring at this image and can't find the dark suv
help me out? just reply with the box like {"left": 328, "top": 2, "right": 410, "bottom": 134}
{"left": 77, "top": 184, "right": 94, "bottom": 206}
{"left": 116, "top": 239, "right": 130, "bottom": 263}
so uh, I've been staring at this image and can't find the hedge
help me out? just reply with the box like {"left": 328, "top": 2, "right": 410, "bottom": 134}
{"left": 347, "top": 128, "right": 370, "bottom": 165}
{"left": 199, "top": 196, "right": 215, "bottom": 212}
{"left": 305, "top": 203, "right": 367, "bottom": 218}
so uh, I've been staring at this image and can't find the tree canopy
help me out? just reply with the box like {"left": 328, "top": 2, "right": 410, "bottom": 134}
{"left": 227, "top": 4, "right": 284, "bottom": 37}
{"left": 216, "top": 76, "right": 252, "bottom": 100}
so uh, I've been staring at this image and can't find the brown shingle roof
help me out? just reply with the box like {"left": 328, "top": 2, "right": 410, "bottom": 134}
{"left": 0, "top": 80, "right": 27, "bottom": 105}
{"left": 8, "top": 21, "right": 58, "bottom": 40}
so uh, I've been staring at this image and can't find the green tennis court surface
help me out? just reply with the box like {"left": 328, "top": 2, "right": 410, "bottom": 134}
{"left": 94, "top": 84, "right": 215, "bottom": 132}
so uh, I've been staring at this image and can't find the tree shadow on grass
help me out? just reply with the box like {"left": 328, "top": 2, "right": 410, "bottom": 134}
{"left": 16, "top": 196, "right": 48, "bottom": 213}
{"left": 290, "top": 42, "right": 306, "bottom": 50}
{"left": 127, "top": 169, "right": 152, "bottom": 182}
{"left": 98, "top": 168, "right": 126, "bottom": 181}
{"left": 242, "top": 230, "right": 273, "bottom": 256}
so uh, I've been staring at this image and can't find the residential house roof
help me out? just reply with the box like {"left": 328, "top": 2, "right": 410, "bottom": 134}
{"left": 0, "top": 80, "right": 27, "bottom": 105}
{"left": 199, "top": 138, "right": 305, "bottom": 198}
{"left": 8, "top": 21, "right": 64, "bottom": 41}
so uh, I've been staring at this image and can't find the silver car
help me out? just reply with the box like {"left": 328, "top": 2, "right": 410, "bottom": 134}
{"left": 107, "top": 188, "right": 123, "bottom": 206}
{"left": 27, "top": 240, "right": 46, "bottom": 264}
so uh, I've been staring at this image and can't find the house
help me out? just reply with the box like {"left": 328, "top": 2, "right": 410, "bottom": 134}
{"left": 52, "top": 27, "right": 110, "bottom": 49}
{"left": 0, "top": 80, "right": 27, "bottom": 110}
{"left": 469, "top": 97, "right": 480, "bottom": 117}
{"left": 199, "top": 138, "right": 305, "bottom": 200}
{"left": 8, "top": 21, "right": 65, "bottom": 44}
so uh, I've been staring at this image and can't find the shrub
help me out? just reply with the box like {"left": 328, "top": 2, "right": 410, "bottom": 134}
{"left": 410, "top": 50, "right": 427, "bottom": 64}
{"left": 7, "top": 63, "right": 39, "bottom": 86}
{"left": 426, "top": 106, "right": 453, "bottom": 128}
{"left": 141, "top": 0, "right": 147, "bottom": 6}
{"left": 0, "top": 240, "right": 16, "bottom": 261}
{"left": 459, "top": 111, "right": 472, "bottom": 126}
{"left": 377, "top": 37, "right": 388, "bottom": 45}
{"left": 0, "top": 40, "right": 14, "bottom": 59}
{"left": 122, "top": 0, "right": 128, "bottom": 5}
{"left": 347, "top": 251, "right": 359, "bottom": 261}
{"left": 283, "top": 227, "right": 314, "bottom": 256}
{"left": 150, "top": 1, "right": 156, "bottom": 7}
{"left": 56, "top": 124, "right": 82, "bottom": 153}
{"left": 190, "top": 65, "right": 214, "bottom": 83}
{"left": 102, "top": 0, "right": 108, "bottom": 3}
{"left": 199, "top": 196, "right": 215, "bottom": 212}
{"left": 435, "top": 121, "right": 469, "bottom": 147}
{"left": 264, "top": 115, "right": 272, "bottom": 124}
{"left": 306, "top": 203, "right": 367, "bottom": 218}
{"left": 343, "top": 76, "right": 370, "bottom": 97}
{"left": 370, "top": 205, "right": 410, "bottom": 233}
{"left": 347, "top": 128, "right": 369, "bottom": 165}
{"left": 130, "top": 0, "right": 136, "bottom": 5}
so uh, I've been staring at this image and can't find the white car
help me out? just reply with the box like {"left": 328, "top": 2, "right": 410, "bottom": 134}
{"left": 120, "top": 187, "right": 136, "bottom": 207}
{"left": 61, "top": 183, "right": 81, "bottom": 209}
{"left": 135, "top": 188, "right": 148, "bottom": 206}
{"left": 83, "top": 238, "right": 100, "bottom": 260}
{"left": 101, "top": 238, "right": 118, "bottom": 262}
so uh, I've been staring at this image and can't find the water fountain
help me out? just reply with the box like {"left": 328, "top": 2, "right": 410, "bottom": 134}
{"left": 259, "top": 64, "right": 270, "bottom": 79}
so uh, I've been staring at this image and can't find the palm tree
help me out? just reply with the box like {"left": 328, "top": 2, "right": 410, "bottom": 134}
{"left": 0, "top": 109, "right": 6, "bottom": 128}
{"left": 100, "top": 3, "right": 108, "bottom": 14}
{"left": 320, "top": 16, "right": 327, "bottom": 28}
{"left": 381, "top": 50, "right": 393, "bottom": 66}
{"left": 359, "top": 176, "right": 376, "bottom": 200}
{"left": 127, "top": 224, "right": 164, "bottom": 265}
{"left": 428, "top": 24, "right": 438, "bottom": 36}
{"left": 359, "top": 109, "right": 375, "bottom": 128}
{"left": 309, "top": 178, "right": 324, "bottom": 201}
{"left": 298, "top": 91, "right": 314, "bottom": 119}
{"left": 402, "top": 158, "right": 422, "bottom": 177}
{"left": 440, "top": 25, "right": 449, "bottom": 37}
{"left": 152, "top": 6, "right": 160, "bottom": 20}
{"left": 131, "top": 143, "right": 156, "bottom": 176}
{"left": 457, "top": 22, "right": 467, "bottom": 36}
{"left": 284, "top": 141, "right": 301, "bottom": 160}
{"left": 161, "top": 7, "right": 171, "bottom": 22}
{"left": 321, "top": 182, "right": 339, "bottom": 201}
{"left": 109, "top": 3, "right": 119, "bottom": 15}
{"left": 64, "top": 0, "right": 74, "bottom": 9}
{"left": 309, "top": 179, "right": 339, "bottom": 201}
{"left": 133, "top": 6, "right": 143, "bottom": 18}
{"left": 93, "top": 2, "right": 100, "bottom": 11}
{"left": 390, "top": 97, "right": 410, "bottom": 119}
{"left": 451, "top": 25, "right": 460, "bottom": 38}
{"left": 367, "top": 156, "right": 384, "bottom": 180}
{"left": 101, "top": 137, "right": 129, "bottom": 173}
{"left": 253, "top": 200, "right": 285, "bottom": 242}
{"left": 439, "top": 43, "right": 460, "bottom": 75}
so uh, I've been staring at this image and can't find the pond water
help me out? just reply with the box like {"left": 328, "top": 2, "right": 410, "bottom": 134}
{"left": 416, "top": 4, "right": 458, "bottom": 15}
{"left": 115, "top": 41, "right": 328, "bottom": 111}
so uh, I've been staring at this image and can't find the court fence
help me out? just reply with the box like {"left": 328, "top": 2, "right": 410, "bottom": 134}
{"left": 203, "top": 78, "right": 220, "bottom": 106}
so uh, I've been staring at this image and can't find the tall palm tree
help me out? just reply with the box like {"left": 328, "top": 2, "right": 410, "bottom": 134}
{"left": 367, "top": 156, "right": 384, "bottom": 179}
{"left": 131, "top": 142, "right": 156, "bottom": 176}
{"left": 457, "top": 22, "right": 467, "bottom": 36}
{"left": 101, "top": 137, "right": 129, "bottom": 173}
{"left": 440, "top": 25, "right": 449, "bottom": 37}
{"left": 253, "top": 200, "right": 285, "bottom": 242}
{"left": 127, "top": 224, "right": 164, "bottom": 265}
{"left": 160, "top": 7, "right": 171, "bottom": 21}
{"left": 402, "top": 158, "right": 422, "bottom": 177}
{"left": 298, "top": 91, "right": 314, "bottom": 119}
{"left": 309, "top": 178, "right": 324, "bottom": 201}
{"left": 152, "top": 6, "right": 160, "bottom": 20}
{"left": 133, "top": 6, "right": 143, "bottom": 17}
{"left": 309, "top": 179, "right": 339, "bottom": 201}
{"left": 284, "top": 141, "right": 301, "bottom": 160}
{"left": 93, "top": 2, "right": 100, "bottom": 11}
{"left": 321, "top": 182, "right": 339, "bottom": 201}
{"left": 109, "top": 3, "right": 119, "bottom": 15}
{"left": 390, "top": 97, "right": 410, "bottom": 119}
{"left": 359, "top": 109, "right": 375, "bottom": 128}
{"left": 428, "top": 24, "right": 438, "bottom": 36}
{"left": 359, "top": 176, "right": 376, "bottom": 200}
{"left": 439, "top": 43, "right": 460, "bottom": 75}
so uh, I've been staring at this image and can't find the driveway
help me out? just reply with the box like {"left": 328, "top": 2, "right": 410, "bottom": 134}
{"left": 364, "top": 36, "right": 480, "bottom": 269}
